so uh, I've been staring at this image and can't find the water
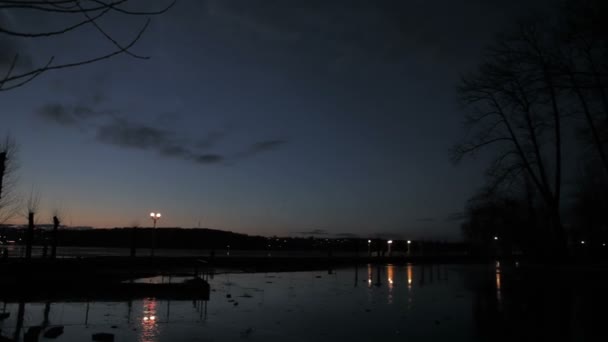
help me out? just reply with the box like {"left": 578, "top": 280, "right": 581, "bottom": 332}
{"left": 1, "top": 263, "right": 606, "bottom": 341}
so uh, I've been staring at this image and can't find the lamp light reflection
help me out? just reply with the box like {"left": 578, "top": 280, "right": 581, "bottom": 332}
{"left": 495, "top": 261, "right": 502, "bottom": 310}
{"left": 141, "top": 297, "right": 158, "bottom": 342}
{"left": 407, "top": 263, "right": 413, "bottom": 289}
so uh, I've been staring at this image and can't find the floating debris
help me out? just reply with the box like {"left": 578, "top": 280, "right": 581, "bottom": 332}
{"left": 24, "top": 326, "right": 42, "bottom": 342}
{"left": 92, "top": 332, "right": 115, "bottom": 341}
{"left": 44, "top": 326, "right": 64, "bottom": 339}
{"left": 240, "top": 327, "right": 254, "bottom": 338}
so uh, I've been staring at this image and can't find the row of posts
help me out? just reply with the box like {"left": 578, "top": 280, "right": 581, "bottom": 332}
{"left": 12, "top": 213, "right": 60, "bottom": 260}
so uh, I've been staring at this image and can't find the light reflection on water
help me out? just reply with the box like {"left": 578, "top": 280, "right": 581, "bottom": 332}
{"left": 0, "top": 263, "right": 605, "bottom": 341}
{"left": 140, "top": 298, "right": 159, "bottom": 342}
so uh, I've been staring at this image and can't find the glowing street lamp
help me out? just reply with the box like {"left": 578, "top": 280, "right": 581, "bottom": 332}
{"left": 407, "top": 240, "right": 412, "bottom": 255}
{"left": 150, "top": 212, "right": 161, "bottom": 256}
{"left": 367, "top": 239, "right": 372, "bottom": 257}
{"left": 387, "top": 240, "right": 393, "bottom": 256}
{"left": 494, "top": 236, "right": 499, "bottom": 241}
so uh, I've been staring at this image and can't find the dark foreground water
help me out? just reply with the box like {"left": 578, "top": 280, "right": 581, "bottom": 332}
{"left": 1, "top": 263, "right": 606, "bottom": 341}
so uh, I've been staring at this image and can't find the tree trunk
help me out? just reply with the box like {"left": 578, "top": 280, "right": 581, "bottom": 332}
{"left": 26, "top": 212, "right": 34, "bottom": 259}
{"left": 0, "top": 151, "right": 6, "bottom": 200}
{"left": 51, "top": 216, "right": 59, "bottom": 259}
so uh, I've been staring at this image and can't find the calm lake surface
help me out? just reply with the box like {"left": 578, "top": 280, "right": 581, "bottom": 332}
{"left": 1, "top": 263, "right": 606, "bottom": 341}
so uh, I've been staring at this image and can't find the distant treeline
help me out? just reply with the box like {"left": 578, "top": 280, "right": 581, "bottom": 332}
{"left": 0, "top": 226, "right": 465, "bottom": 254}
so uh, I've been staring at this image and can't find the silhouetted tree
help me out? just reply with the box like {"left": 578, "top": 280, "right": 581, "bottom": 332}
{"left": 0, "top": 137, "right": 19, "bottom": 224}
{"left": 0, "top": 0, "right": 174, "bottom": 91}
{"left": 24, "top": 188, "right": 40, "bottom": 259}
{"left": 51, "top": 210, "right": 61, "bottom": 259}
{"left": 455, "top": 1, "right": 608, "bottom": 256}
{"left": 569, "top": 160, "right": 608, "bottom": 247}
{"left": 552, "top": 0, "right": 608, "bottom": 174}
{"left": 452, "top": 13, "right": 585, "bottom": 254}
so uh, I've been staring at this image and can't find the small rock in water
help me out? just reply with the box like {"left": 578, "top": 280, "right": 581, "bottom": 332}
{"left": 365, "top": 309, "right": 371, "bottom": 313}
{"left": 233, "top": 302, "right": 239, "bottom": 306}
{"left": 111, "top": 325, "right": 118, "bottom": 329}
{"left": 226, "top": 294, "right": 232, "bottom": 298}
{"left": 315, "top": 275, "right": 322, "bottom": 278}
{"left": 240, "top": 327, "right": 254, "bottom": 338}
{"left": 92, "top": 332, "right": 115, "bottom": 342}
{"left": 44, "top": 326, "right": 64, "bottom": 339}
{"left": 24, "top": 326, "right": 42, "bottom": 342}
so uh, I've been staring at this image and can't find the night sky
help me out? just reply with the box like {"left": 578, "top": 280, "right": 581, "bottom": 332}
{"left": 1, "top": 0, "right": 550, "bottom": 239}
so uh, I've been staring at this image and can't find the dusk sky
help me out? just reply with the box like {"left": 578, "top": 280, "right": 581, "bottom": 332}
{"left": 1, "top": 0, "right": 550, "bottom": 240}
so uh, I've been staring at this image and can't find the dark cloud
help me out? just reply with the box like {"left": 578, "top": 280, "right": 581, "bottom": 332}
{"left": 236, "top": 139, "right": 287, "bottom": 159}
{"left": 96, "top": 119, "right": 169, "bottom": 150}
{"left": 334, "top": 232, "right": 359, "bottom": 238}
{"left": 36, "top": 99, "right": 285, "bottom": 166}
{"left": 298, "top": 229, "right": 328, "bottom": 236}
{"left": 197, "top": 129, "right": 229, "bottom": 149}
{"left": 36, "top": 103, "right": 100, "bottom": 126}
{"left": 203, "top": 0, "right": 553, "bottom": 73}
{"left": 94, "top": 119, "right": 227, "bottom": 165}
{"left": 194, "top": 154, "right": 224, "bottom": 164}
{"left": 445, "top": 212, "right": 465, "bottom": 222}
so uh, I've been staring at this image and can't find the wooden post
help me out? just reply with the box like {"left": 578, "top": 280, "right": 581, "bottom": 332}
{"left": 26, "top": 212, "right": 34, "bottom": 259}
{"left": 51, "top": 216, "right": 60, "bottom": 259}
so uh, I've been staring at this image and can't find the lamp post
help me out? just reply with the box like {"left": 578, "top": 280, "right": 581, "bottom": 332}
{"left": 367, "top": 240, "right": 372, "bottom": 257}
{"left": 387, "top": 240, "right": 393, "bottom": 256}
{"left": 150, "top": 212, "right": 161, "bottom": 256}
{"left": 407, "top": 240, "right": 411, "bottom": 256}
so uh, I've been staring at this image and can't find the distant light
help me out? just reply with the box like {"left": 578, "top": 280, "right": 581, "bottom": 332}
{"left": 143, "top": 317, "right": 149, "bottom": 321}
{"left": 388, "top": 240, "right": 393, "bottom": 244}
{"left": 581, "top": 240, "right": 585, "bottom": 245}
{"left": 367, "top": 240, "right": 371, "bottom": 244}
{"left": 603, "top": 243, "right": 606, "bottom": 247}
{"left": 150, "top": 316, "right": 156, "bottom": 320}
{"left": 150, "top": 212, "right": 155, "bottom": 217}
{"left": 494, "top": 236, "right": 499, "bottom": 241}
{"left": 156, "top": 213, "right": 161, "bottom": 218}
{"left": 407, "top": 240, "right": 411, "bottom": 244}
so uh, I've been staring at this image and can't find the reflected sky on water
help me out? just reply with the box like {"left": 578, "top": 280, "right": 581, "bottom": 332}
{"left": 1, "top": 263, "right": 607, "bottom": 341}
